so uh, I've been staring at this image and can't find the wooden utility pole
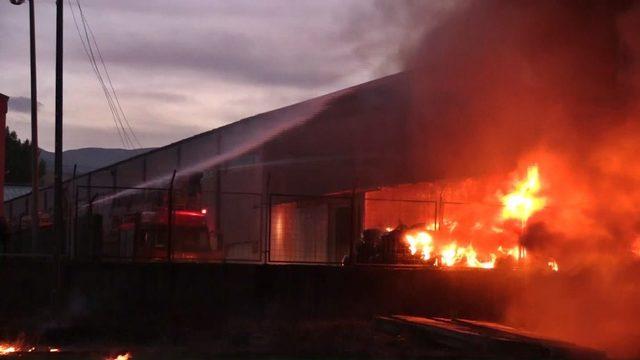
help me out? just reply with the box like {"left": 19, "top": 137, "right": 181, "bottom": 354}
{"left": 0, "top": 93, "right": 8, "bottom": 217}
{"left": 53, "top": 0, "right": 63, "bottom": 293}
{"left": 28, "top": 0, "right": 39, "bottom": 250}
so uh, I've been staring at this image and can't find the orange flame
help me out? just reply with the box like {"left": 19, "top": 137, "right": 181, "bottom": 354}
{"left": 106, "top": 353, "right": 131, "bottom": 360}
{"left": 403, "top": 232, "right": 518, "bottom": 269}
{"left": 632, "top": 237, "right": 640, "bottom": 257}
{"left": 501, "top": 165, "right": 546, "bottom": 225}
{"left": 405, "top": 231, "right": 434, "bottom": 260}
{"left": 0, "top": 344, "right": 18, "bottom": 355}
{"left": 400, "top": 164, "right": 556, "bottom": 270}
{"left": 440, "top": 242, "right": 497, "bottom": 269}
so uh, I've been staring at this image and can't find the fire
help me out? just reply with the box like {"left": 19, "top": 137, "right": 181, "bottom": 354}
{"left": 0, "top": 344, "right": 18, "bottom": 355}
{"left": 500, "top": 165, "right": 546, "bottom": 225}
{"left": 405, "top": 231, "right": 434, "bottom": 260}
{"left": 632, "top": 237, "right": 640, "bottom": 257}
{"left": 439, "top": 242, "right": 496, "bottom": 269}
{"left": 498, "top": 245, "right": 523, "bottom": 261}
{"left": 107, "top": 353, "right": 131, "bottom": 360}
{"left": 404, "top": 232, "right": 515, "bottom": 269}
{"left": 400, "top": 164, "right": 557, "bottom": 270}
{"left": 0, "top": 344, "right": 62, "bottom": 355}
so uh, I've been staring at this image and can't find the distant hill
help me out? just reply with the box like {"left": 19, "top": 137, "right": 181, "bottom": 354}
{"left": 39, "top": 147, "right": 153, "bottom": 182}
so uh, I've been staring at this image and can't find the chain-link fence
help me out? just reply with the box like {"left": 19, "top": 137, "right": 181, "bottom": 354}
{"left": 75, "top": 185, "right": 172, "bottom": 261}
{"left": 2, "top": 187, "right": 63, "bottom": 257}
{"left": 219, "top": 192, "right": 264, "bottom": 262}
{"left": 354, "top": 197, "right": 438, "bottom": 265}
{"left": 4, "top": 183, "right": 520, "bottom": 267}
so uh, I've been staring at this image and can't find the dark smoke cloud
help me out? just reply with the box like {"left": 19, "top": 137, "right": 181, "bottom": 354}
{"left": 402, "top": 0, "right": 640, "bottom": 177}
{"left": 8, "top": 96, "right": 42, "bottom": 114}
{"left": 396, "top": 0, "right": 640, "bottom": 356}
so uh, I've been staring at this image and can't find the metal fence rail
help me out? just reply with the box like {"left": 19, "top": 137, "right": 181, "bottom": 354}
{"left": 3, "top": 181, "right": 512, "bottom": 268}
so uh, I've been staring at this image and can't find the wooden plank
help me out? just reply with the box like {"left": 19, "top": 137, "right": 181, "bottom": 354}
{"left": 374, "top": 315, "right": 606, "bottom": 359}
{"left": 376, "top": 315, "right": 498, "bottom": 350}
{"left": 449, "top": 318, "right": 606, "bottom": 360}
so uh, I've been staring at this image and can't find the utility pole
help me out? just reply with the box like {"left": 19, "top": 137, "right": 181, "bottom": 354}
{"left": 53, "top": 0, "right": 63, "bottom": 293}
{"left": 9, "top": 0, "right": 39, "bottom": 253}
{"left": 28, "top": 0, "right": 39, "bottom": 250}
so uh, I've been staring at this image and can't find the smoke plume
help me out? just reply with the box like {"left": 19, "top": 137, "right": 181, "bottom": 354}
{"left": 399, "top": 0, "right": 640, "bottom": 356}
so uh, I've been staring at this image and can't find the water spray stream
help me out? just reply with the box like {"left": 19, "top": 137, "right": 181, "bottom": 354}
{"left": 88, "top": 92, "right": 348, "bottom": 207}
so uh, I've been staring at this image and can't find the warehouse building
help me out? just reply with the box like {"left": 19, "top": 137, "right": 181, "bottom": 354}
{"left": 2, "top": 73, "right": 523, "bottom": 265}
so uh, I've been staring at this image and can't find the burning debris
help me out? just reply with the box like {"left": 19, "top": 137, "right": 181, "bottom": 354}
{"left": 0, "top": 342, "right": 61, "bottom": 356}
{"left": 359, "top": 164, "right": 561, "bottom": 270}
{"left": 388, "top": 0, "right": 640, "bottom": 355}
{"left": 0, "top": 344, "right": 17, "bottom": 356}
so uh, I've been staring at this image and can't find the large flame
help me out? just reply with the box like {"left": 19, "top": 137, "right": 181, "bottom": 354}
{"left": 401, "top": 164, "right": 555, "bottom": 270}
{"left": 405, "top": 232, "right": 434, "bottom": 260}
{"left": 500, "top": 165, "right": 546, "bottom": 225}
{"left": 404, "top": 231, "right": 517, "bottom": 269}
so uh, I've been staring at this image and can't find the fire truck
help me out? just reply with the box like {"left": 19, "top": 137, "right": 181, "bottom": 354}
{"left": 107, "top": 209, "right": 213, "bottom": 260}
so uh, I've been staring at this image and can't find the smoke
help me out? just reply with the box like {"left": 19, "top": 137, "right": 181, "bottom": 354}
{"left": 397, "top": 0, "right": 640, "bottom": 356}
{"left": 8, "top": 96, "right": 42, "bottom": 114}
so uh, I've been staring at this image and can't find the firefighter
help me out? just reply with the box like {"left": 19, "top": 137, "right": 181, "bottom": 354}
{"left": 356, "top": 228, "right": 381, "bottom": 263}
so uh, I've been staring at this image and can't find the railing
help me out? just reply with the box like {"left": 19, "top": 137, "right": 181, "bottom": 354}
{"left": 3, "top": 184, "right": 507, "bottom": 268}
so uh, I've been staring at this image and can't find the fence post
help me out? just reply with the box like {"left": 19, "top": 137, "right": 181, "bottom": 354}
{"left": 73, "top": 183, "right": 79, "bottom": 259}
{"left": 68, "top": 164, "right": 76, "bottom": 258}
{"left": 167, "top": 170, "right": 177, "bottom": 262}
{"left": 349, "top": 187, "right": 357, "bottom": 265}
{"left": 261, "top": 173, "right": 271, "bottom": 264}
{"left": 266, "top": 193, "right": 272, "bottom": 263}
{"left": 88, "top": 193, "right": 96, "bottom": 260}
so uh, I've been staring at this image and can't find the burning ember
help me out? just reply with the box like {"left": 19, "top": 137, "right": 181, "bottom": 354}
{"left": 107, "top": 353, "right": 131, "bottom": 360}
{"left": 0, "top": 343, "right": 61, "bottom": 355}
{"left": 400, "top": 164, "right": 553, "bottom": 270}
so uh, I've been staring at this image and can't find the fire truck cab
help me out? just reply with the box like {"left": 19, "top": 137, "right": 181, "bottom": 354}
{"left": 111, "top": 209, "right": 211, "bottom": 260}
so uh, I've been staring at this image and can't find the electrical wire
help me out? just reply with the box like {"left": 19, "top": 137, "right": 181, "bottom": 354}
{"left": 68, "top": 0, "right": 142, "bottom": 149}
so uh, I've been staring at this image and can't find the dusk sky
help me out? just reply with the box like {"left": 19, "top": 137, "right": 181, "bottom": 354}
{"left": 0, "top": 0, "right": 448, "bottom": 151}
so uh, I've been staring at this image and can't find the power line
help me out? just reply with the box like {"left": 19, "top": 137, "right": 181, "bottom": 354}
{"left": 68, "top": 0, "right": 127, "bottom": 148}
{"left": 76, "top": 0, "right": 141, "bottom": 148}
{"left": 85, "top": 20, "right": 142, "bottom": 148}
{"left": 68, "top": 0, "right": 142, "bottom": 149}
{"left": 68, "top": 0, "right": 130, "bottom": 148}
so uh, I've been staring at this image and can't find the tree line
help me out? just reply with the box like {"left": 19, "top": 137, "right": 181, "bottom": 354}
{"left": 5, "top": 126, "right": 45, "bottom": 184}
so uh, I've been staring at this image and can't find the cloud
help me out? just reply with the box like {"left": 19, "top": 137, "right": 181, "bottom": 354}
{"left": 0, "top": 0, "right": 406, "bottom": 150}
{"left": 7, "top": 96, "right": 42, "bottom": 114}
{"left": 69, "top": 1, "right": 369, "bottom": 89}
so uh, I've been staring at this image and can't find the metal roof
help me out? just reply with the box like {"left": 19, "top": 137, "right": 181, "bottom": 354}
{"left": 4, "top": 185, "right": 31, "bottom": 201}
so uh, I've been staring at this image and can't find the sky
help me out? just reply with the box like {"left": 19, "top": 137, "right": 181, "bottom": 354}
{"left": 0, "top": 0, "right": 416, "bottom": 151}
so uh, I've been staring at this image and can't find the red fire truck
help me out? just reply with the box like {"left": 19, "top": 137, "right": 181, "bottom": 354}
{"left": 108, "top": 209, "right": 213, "bottom": 260}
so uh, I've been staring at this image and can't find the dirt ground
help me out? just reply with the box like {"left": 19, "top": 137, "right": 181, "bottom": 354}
{"left": 0, "top": 318, "right": 473, "bottom": 359}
